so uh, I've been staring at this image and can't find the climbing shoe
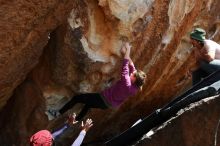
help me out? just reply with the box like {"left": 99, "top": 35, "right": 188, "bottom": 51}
{"left": 45, "top": 109, "right": 60, "bottom": 121}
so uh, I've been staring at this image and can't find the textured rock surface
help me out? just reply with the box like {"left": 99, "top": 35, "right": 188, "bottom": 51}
{"left": 136, "top": 96, "right": 220, "bottom": 146}
{"left": 0, "top": 0, "right": 220, "bottom": 145}
{"left": 0, "top": 79, "right": 48, "bottom": 145}
{"left": 0, "top": 0, "right": 76, "bottom": 108}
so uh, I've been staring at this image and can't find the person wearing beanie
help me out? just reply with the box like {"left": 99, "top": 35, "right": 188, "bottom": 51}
{"left": 189, "top": 27, "right": 220, "bottom": 85}
{"left": 30, "top": 113, "right": 93, "bottom": 146}
{"left": 30, "top": 130, "right": 53, "bottom": 146}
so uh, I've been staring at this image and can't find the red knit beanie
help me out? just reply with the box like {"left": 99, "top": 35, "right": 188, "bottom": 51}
{"left": 30, "top": 130, "right": 53, "bottom": 146}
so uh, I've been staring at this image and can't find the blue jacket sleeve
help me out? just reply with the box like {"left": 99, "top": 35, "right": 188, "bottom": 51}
{"left": 52, "top": 124, "right": 69, "bottom": 140}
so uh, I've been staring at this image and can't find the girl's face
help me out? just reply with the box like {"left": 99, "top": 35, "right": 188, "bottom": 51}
{"left": 130, "top": 72, "right": 136, "bottom": 83}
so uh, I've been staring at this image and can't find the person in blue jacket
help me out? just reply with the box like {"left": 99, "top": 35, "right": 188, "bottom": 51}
{"left": 30, "top": 113, "right": 93, "bottom": 146}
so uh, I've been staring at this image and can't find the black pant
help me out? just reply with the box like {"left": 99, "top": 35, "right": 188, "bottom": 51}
{"left": 192, "top": 68, "right": 209, "bottom": 85}
{"left": 193, "top": 60, "right": 220, "bottom": 85}
{"left": 59, "top": 93, "right": 108, "bottom": 120}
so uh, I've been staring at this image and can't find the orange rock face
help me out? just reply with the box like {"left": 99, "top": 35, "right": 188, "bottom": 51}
{"left": 0, "top": 0, "right": 220, "bottom": 145}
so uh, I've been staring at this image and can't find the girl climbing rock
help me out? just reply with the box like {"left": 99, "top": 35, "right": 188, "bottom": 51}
{"left": 49, "top": 42, "right": 146, "bottom": 120}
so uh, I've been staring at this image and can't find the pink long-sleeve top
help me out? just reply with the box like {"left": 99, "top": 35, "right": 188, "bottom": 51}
{"left": 101, "top": 59, "right": 138, "bottom": 108}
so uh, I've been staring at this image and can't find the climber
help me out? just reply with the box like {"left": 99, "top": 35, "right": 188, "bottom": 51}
{"left": 30, "top": 113, "right": 93, "bottom": 146}
{"left": 48, "top": 42, "right": 146, "bottom": 121}
{"left": 189, "top": 27, "right": 220, "bottom": 85}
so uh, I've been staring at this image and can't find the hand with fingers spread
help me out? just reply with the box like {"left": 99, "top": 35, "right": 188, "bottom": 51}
{"left": 71, "top": 118, "right": 93, "bottom": 146}
{"left": 81, "top": 118, "right": 93, "bottom": 132}
{"left": 66, "top": 113, "right": 78, "bottom": 126}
